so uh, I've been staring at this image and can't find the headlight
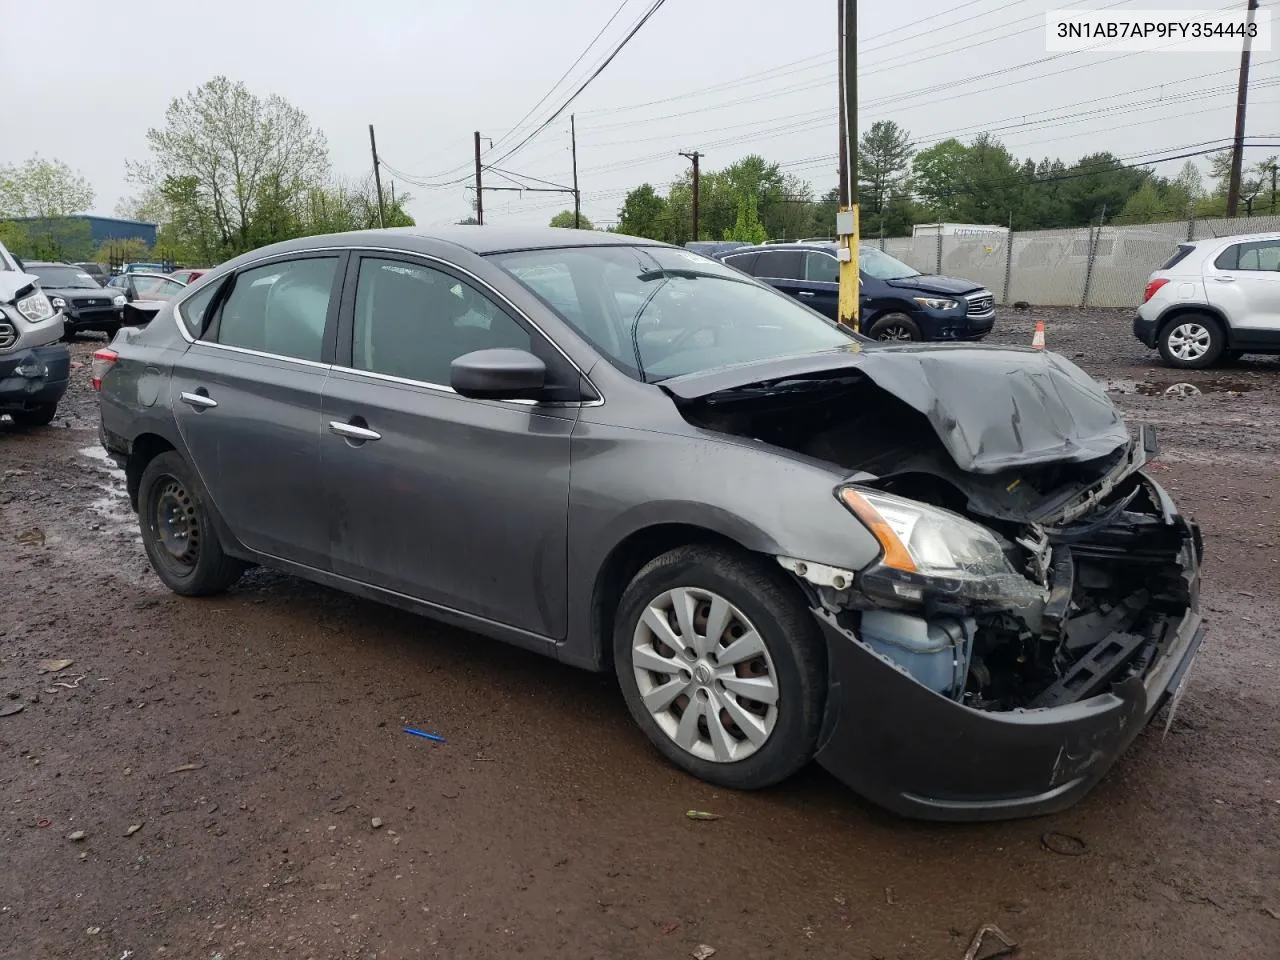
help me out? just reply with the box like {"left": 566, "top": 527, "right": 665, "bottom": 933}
{"left": 50, "top": 296, "right": 67, "bottom": 309}
{"left": 912, "top": 296, "right": 958, "bottom": 311}
{"left": 838, "top": 487, "right": 1013, "bottom": 580}
{"left": 16, "top": 291, "right": 55, "bottom": 323}
{"left": 112, "top": 294, "right": 127, "bottom": 306}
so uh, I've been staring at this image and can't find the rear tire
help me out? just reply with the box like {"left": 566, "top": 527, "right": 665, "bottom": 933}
{"left": 1157, "top": 314, "right": 1224, "bottom": 369}
{"left": 613, "top": 545, "right": 827, "bottom": 791}
{"left": 867, "top": 313, "right": 923, "bottom": 342}
{"left": 138, "top": 451, "right": 245, "bottom": 596}
{"left": 8, "top": 404, "right": 58, "bottom": 428}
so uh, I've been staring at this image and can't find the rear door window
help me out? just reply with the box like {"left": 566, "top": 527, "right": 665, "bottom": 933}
{"left": 214, "top": 257, "right": 339, "bottom": 361}
{"left": 1215, "top": 239, "right": 1280, "bottom": 272}
{"left": 721, "top": 252, "right": 760, "bottom": 276}
{"left": 752, "top": 250, "right": 804, "bottom": 280}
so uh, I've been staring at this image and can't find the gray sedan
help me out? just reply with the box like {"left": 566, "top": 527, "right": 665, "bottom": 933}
{"left": 95, "top": 227, "right": 1204, "bottom": 821}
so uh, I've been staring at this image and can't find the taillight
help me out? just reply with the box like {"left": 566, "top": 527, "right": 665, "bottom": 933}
{"left": 91, "top": 348, "right": 117, "bottom": 391}
{"left": 1142, "top": 278, "right": 1170, "bottom": 303}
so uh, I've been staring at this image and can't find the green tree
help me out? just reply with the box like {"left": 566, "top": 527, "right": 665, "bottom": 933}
{"left": 132, "top": 75, "right": 329, "bottom": 258}
{"left": 1058, "top": 152, "right": 1147, "bottom": 224}
{"left": 911, "top": 139, "right": 968, "bottom": 220}
{"left": 0, "top": 220, "right": 31, "bottom": 257}
{"left": 0, "top": 155, "right": 95, "bottom": 219}
{"left": 549, "top": 210, "right": 594, "bottom": 229}
{"left": 617, "top": 183, "right": 667, "bottom": 238}
{"left": 723, "top": 193, "right": 767, "bottom": 244}
{"left": 858, "top": 121, "right": 914, "bottom": 235}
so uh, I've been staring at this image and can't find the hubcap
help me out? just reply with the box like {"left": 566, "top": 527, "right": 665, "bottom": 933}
{"left": 1167, "top": 323, "right": 1211, "bottom": 361}
{"left": 877, "top": 324, "right": 912, "bottom": 341}
{"left": 153, "top": 478, "right": 200, "bottom": 568}
{"left": 631, "top": 587, "right": 779, "bottom": 764}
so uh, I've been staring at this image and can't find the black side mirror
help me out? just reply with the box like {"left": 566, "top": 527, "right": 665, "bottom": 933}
{"left": 451, "top": 348, "right": 546, "bottom": 400}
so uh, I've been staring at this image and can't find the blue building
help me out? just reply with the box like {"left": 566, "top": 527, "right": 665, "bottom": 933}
{"left": 12, "top": 215, "right": 157, "bottom": 248}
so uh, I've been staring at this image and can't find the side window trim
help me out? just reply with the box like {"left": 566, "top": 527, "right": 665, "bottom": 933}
{"left": 202, "top": 252, "right": 348, "bottom": 366}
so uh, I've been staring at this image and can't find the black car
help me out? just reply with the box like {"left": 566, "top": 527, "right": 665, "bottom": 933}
{"left": 714, "top": 243, "right": 996, "bottom": 342}
{"left": 74, "top": 261, "right": 111, "bottom": 286}
{"left": 25, "top": 261, "right": 126, "bottom": 337}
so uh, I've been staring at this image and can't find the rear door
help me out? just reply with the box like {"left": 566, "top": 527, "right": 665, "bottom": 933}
{"left": 170, "top": 253, "right": 344, "bottom": 569}
{"left": 320, "top": 253, "right": 576, "bottom": 638}
{"left": 801, "top": 250, "right": 840, "bottom": 319}
{"left": 1205, "top": 238, "right": 1280, "bottom": 344}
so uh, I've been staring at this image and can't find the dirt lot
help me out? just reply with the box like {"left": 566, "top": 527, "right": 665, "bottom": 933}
{"left": 1, "top": 307, "right": 1277, "bottom": 960}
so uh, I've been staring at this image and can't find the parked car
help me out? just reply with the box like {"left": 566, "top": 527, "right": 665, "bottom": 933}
{"left": 75, "top": 261, "right": 111, "bottom": 285}
{"left": 96, "top": 227, "right": 1204, "bottom": 821}
{"left": 23, "top": 261, "right": 127, "bottom": 337}
{"left": 107, "top": 271, "right": 187, "bottom": 325}
{"left": 169, "top": 268, "right": 209, "bottom": 285}
{"left": 0, "top": 242, "right": 69, "bottom": 427}
{"left": 1134, "top": 231, "right": 1280, "bottom": 369}
{"left": 715, "top": 242, "right": 996, "bottom": 342}
{"left": 117, "top": 262, "right": 168, "bottom": 276}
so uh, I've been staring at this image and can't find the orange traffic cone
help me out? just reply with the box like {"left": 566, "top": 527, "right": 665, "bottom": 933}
{"left": 1031, "top": 321, "right": 1046, "bottom": 350}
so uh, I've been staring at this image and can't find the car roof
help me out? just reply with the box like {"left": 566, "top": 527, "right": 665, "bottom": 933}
{"left": 1193, "top": 231, "right": 1280, "bottom": 245}
{"left": 720, "top": 242, "right": 836, "bottom": 255}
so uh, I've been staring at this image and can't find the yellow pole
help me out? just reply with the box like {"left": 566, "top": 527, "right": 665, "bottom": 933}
{"left": 838, "top": 206, "right": 859, "bottom": 329}
{"left": 836, "top": 0, "right": 858, "bottom": 331}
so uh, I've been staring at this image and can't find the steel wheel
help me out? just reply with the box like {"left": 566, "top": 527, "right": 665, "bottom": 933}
{"left": 150, "top": 477, "right": 202, "bottom": 573}
{"left": 1166, "top": 322, "right": 1212, "bottom": 362}
{"left": 631, "top": 586, "right": 779, "bottom": 764}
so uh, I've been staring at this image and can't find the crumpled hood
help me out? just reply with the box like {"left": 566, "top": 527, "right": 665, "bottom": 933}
{"left": 661, "top": 343, "right": 1130, "bottom": 474}
{"left": 0, "top": 270, "right": 41, "bottom": 304}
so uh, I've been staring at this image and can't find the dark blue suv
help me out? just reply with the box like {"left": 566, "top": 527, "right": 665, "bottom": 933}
{"left": 714, "top": 242, "right": 996, "bottom": 341}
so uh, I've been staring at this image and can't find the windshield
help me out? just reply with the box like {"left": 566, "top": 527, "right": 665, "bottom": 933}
{"left": 859, "top": 246, "right": 921, "bottom": 280}
{"left": 29, "top": 265, "right": 102, "bottom": 288}
{"left": 489, "top": 245, "right": 856, "bottom": 381}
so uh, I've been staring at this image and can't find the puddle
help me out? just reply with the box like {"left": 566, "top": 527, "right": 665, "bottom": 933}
{"left": 1098, "top": 378, "right": 1256, "bottom": 397}
{"left": 78, "top": 445, "right": 139, "bottom": 543}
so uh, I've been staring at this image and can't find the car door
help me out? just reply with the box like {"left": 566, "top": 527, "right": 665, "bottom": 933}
{"left": 751, "top": 249, "right": 807, "bottom": 304}
{"left": 801, "top": 250, "right": 841, "bottom": 320}
{"left": 170, "top": 253, "right": 344, "bottom": 569}
{"left": 1205, "top": 238, "right": 1280, "bottom": 343}
{"left": 320, "top": 252, "right": 576, "bottom": 638}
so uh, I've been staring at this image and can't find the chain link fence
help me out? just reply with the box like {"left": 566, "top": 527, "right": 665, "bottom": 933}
{"left": 875, "top": 214, "right": 1280, "bottom": 308}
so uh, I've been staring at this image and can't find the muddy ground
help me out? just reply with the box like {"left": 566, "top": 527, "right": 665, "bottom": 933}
{"left": 1, "top": 307, "right": 1277, "bottom": 960}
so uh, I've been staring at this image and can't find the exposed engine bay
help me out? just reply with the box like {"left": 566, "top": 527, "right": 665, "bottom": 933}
{"left": 675, "top": 370, "right": 1201, "bottom": 712}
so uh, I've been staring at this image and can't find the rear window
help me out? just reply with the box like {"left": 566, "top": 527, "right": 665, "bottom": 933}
{"left": 1159, "top": 245, "right": 1195, "bottom": 271}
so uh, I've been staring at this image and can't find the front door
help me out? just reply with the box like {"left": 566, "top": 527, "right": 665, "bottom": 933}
{"left": 320, "top": 253, "right": 575, "bottom": 638}
{"left": 171, "top": 254, "right": 343, "bottom": 569}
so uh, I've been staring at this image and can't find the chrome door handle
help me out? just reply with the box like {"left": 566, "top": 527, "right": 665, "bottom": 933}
{"left": 797, "top": 291, "right": 816, "bottom": 298}
{"left": 1212, "top": 276, "right": 1235, "bottom": 282}
{"left": 329, "top": 420, "right": 382, "bottom": 441}
{"left": 179, "top": 391, "right": 217, "bottom": 409}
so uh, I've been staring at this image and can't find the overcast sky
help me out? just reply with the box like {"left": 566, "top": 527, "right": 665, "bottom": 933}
{"left": 3, "top": 0, "right": 1277, "bottom": 228}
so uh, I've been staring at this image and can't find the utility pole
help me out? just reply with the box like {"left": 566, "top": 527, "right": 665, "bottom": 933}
{"left": 572, "top": 114, "right": 581, "bottom": 229}
{"left": 473, "top": 131, "right": 485, "bottom": 226}
{"left": 836, "top": 0, "right": 859, "bottom": 329}
{"left": 368, "top": 124, "right": 386, "bottom": 228}
{"left": 1226, "top": 0, "right": 1260, "bottom": 216}
{"left": 1270, "top": 161, "right": 1278, "bottom": 214}
{"left": 680, "top": 151, "right": 702, "bottom": 241}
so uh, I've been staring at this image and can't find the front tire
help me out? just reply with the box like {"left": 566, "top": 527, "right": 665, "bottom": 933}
{"left": 138, "top": 451, "right": 245, "bottom": 596}
{"left": 1158, "top": 314, "right": 1224, "bottom": 369}
{"left": 613, "top": 545, "right": 827, "bottom": 790}
{"left": 867, "top": 313, "right": 923, "bottom": 342}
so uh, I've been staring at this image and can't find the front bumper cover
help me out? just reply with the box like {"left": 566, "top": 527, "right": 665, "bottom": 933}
{"left": 0, "top": 344, "right": 71, "bottom": 412}
{"left": 812, "top": 476, "right": 1204, "bottom": 822}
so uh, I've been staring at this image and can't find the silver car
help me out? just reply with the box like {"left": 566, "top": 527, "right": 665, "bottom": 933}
{"left": 1134, "top": 231, "right": 1280, "bottom": 368}
{"left": 96, "top": 227, "right": 1205, "bottom": 821}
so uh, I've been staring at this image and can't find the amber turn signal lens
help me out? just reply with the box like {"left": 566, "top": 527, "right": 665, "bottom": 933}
{"left": 837, "top": 488, "right": 918, "bottom": 574}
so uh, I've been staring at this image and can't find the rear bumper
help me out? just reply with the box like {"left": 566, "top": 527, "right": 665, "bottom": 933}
{"left": 1133, "top": 312, "right": 1159, "bottom": 348}
{"left": 0, "top": 344, "right": 71, "bottom": 412}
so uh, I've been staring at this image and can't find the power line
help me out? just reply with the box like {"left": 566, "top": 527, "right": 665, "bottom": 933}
{"left": 483, "top": 0, "right": 671, "bottom": 171}
{"left": 487, "top": 0, "right": 633, "bottom": 153}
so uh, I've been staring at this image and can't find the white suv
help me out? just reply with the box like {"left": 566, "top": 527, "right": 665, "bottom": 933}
{"left": 1134, "top": 231, "right": 1280, "bottom": 369}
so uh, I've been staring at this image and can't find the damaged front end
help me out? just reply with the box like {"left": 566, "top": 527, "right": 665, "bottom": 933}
{"left": 669, "top": 345, "right": 1205, "bottom": 820}
{"left": 784, "top": 465, "right": 1204, "bottom": 821}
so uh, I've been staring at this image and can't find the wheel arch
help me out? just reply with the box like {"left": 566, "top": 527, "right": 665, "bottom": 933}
{"left": 126, "top": 433, "right": 176, "bottom": 509}
{"left": 586, "top": 522, "right": 788, "bottom": 673}
{"left": 1155, "top": 303, "right": 1231, "bottom": 344}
